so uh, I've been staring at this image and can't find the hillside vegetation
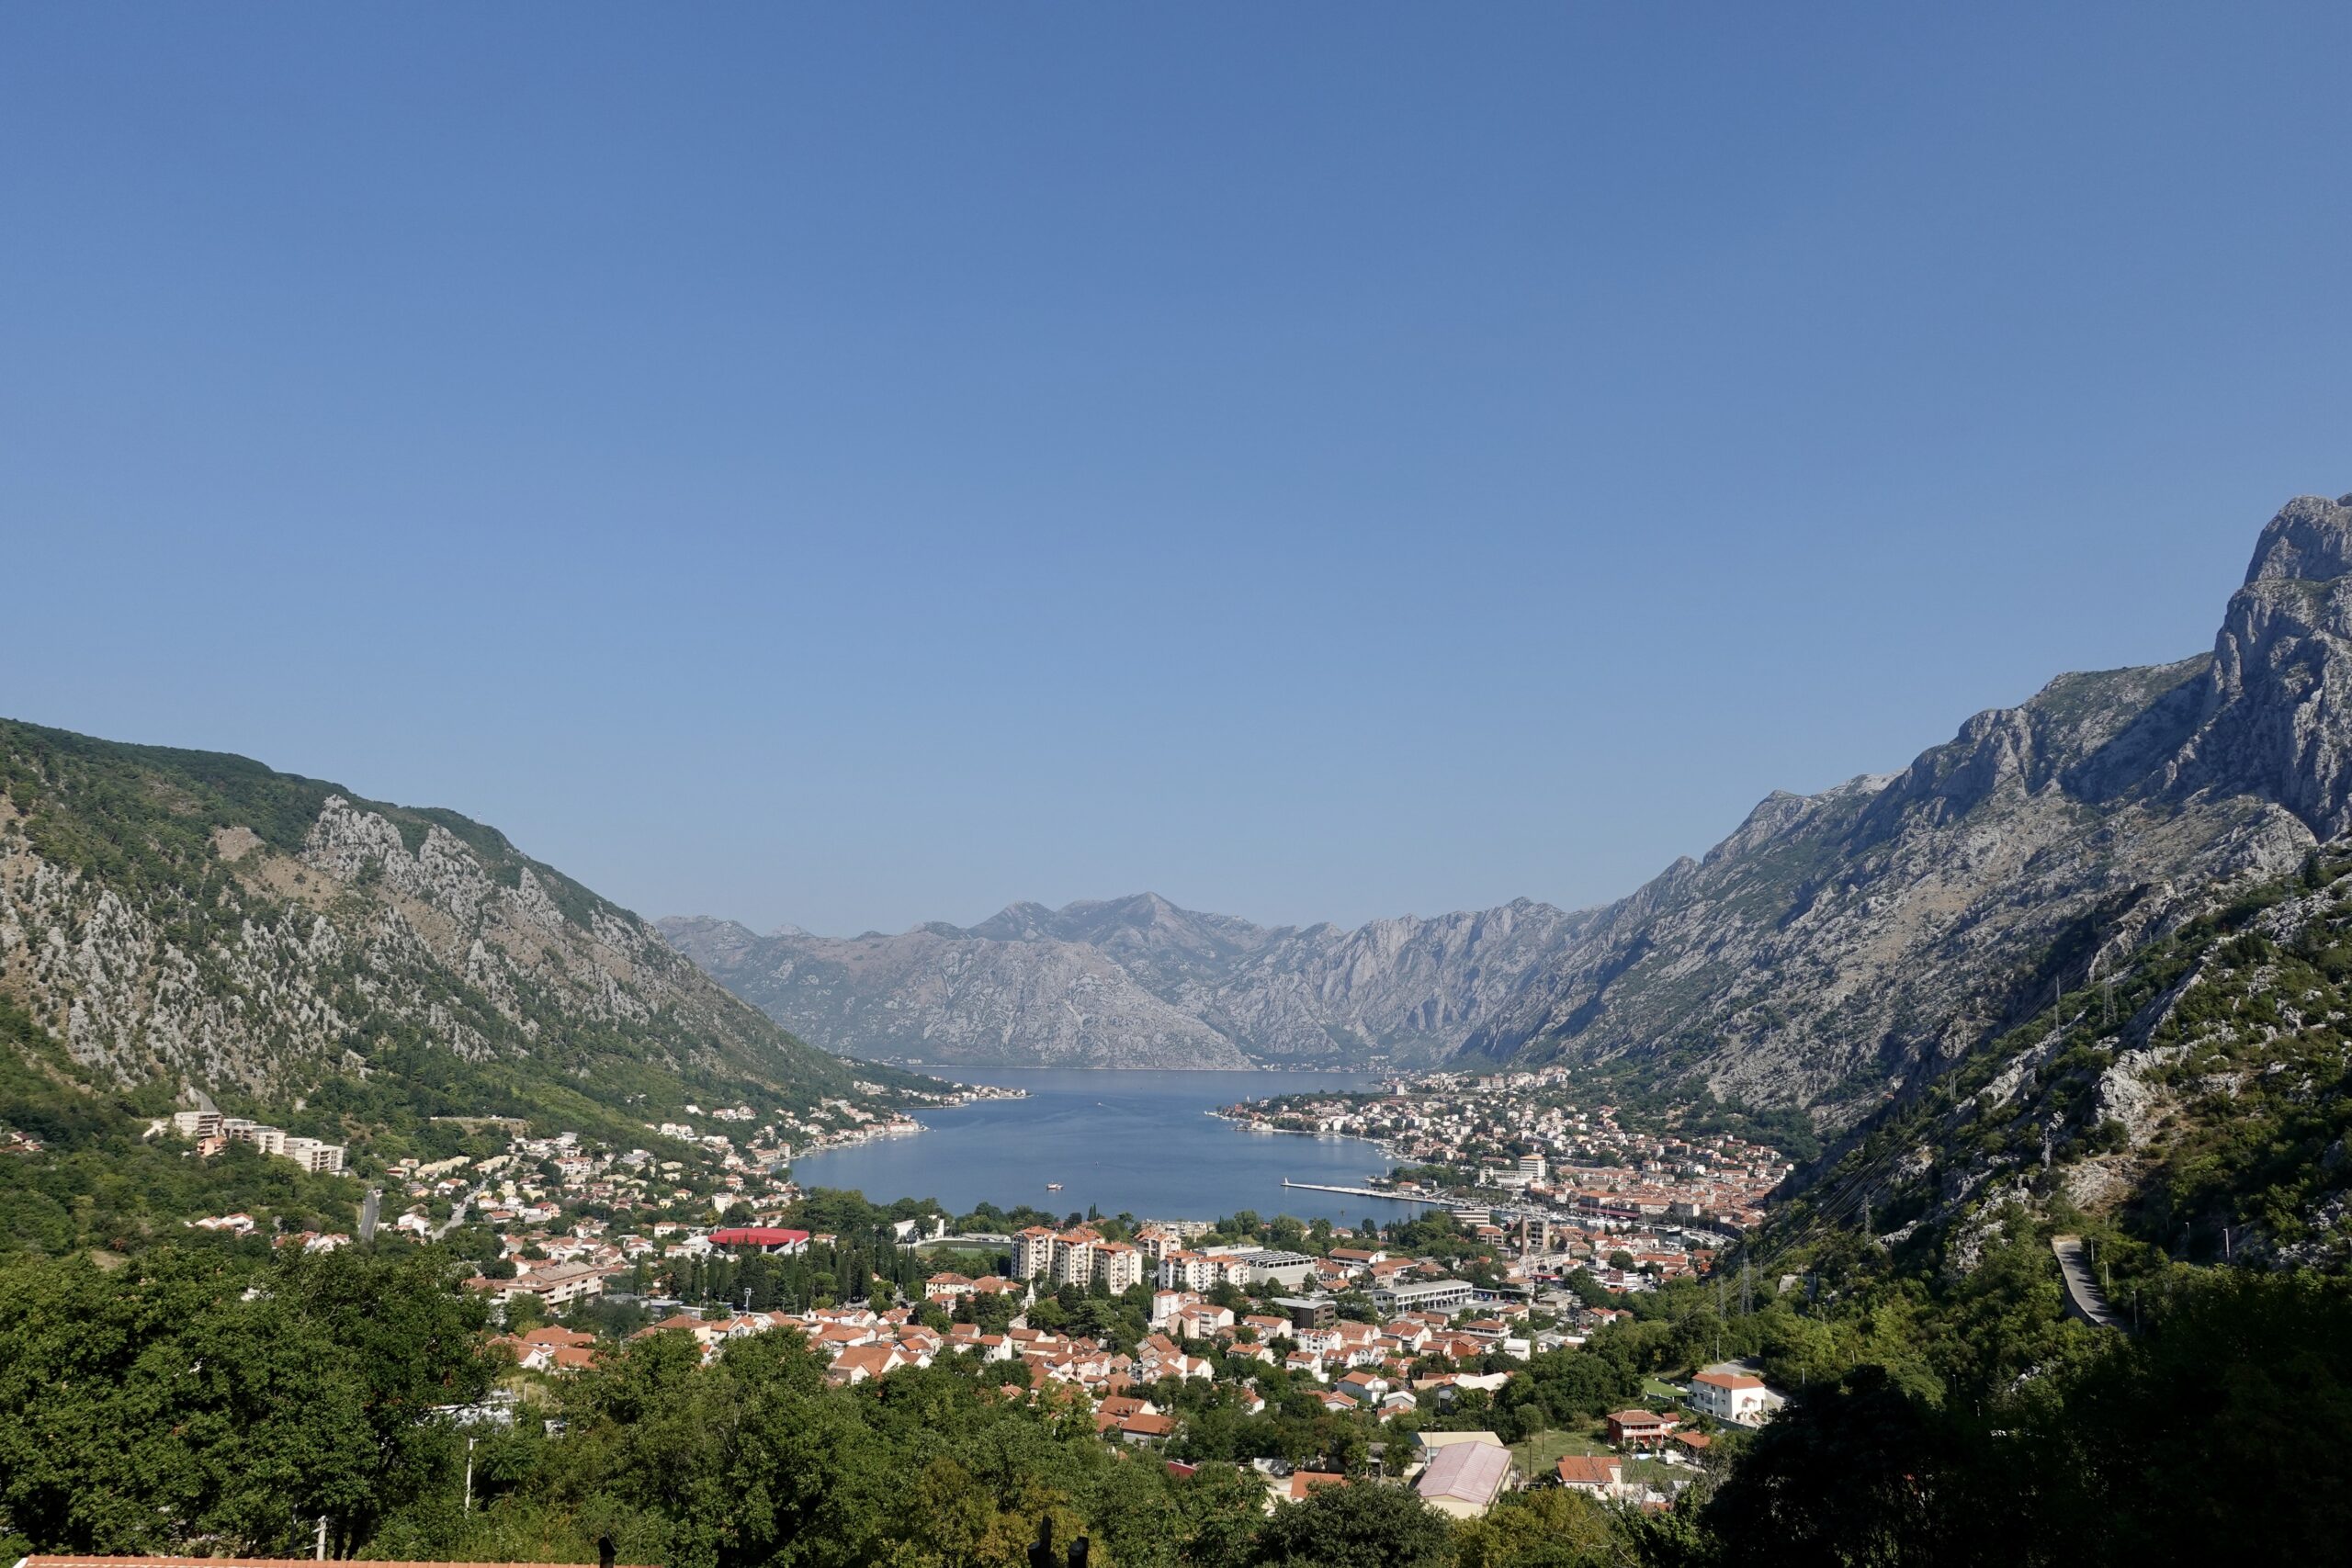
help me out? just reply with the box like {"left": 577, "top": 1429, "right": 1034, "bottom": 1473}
{"left": 0, "top": 717, "right": 930, "bottom": 1251}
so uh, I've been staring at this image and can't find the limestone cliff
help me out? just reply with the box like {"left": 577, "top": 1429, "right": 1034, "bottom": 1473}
{"left": 1464, "top": 493, "right": 2352, "bottom": 1117}
{"left": 0, "top": 723, "right": 886, "bottom": 1129}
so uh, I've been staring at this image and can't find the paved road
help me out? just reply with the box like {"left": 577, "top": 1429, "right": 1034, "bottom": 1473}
{"left": 432, "top": 1187, "right": 486, "bottom": 1241}
{"left": 2051, "top": 1235, "right": 2123, "bottom": 1329}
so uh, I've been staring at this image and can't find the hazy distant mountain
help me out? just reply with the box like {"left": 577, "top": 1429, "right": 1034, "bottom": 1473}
{"left": 658, "top": 893, "right": 1600, "bottom": 1070}
{"left": 673, "top": 493, "right": 2352, "bottom": 1122}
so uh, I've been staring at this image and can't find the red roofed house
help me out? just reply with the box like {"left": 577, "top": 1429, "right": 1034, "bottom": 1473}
{"left": 1275, "top": 1471, "right": 1346, "bottom": 1505}
{"left": 1555, "top": 1454, "right": 1629, "bottom": 1498}
{"left": 708, "top": 1226, "right": 810, "bottom": 1255}
{"left": 828, "top": 1343, "right": 906, "bottom": 1385}
{"left": 1113, "top": 1411, "right": 1176, "bottom": 1444}
{"left": 1604, "top": 1408, "right": 1679, "bottom": 1449}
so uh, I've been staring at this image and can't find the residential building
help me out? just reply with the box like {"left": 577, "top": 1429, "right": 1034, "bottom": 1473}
{"left": 1555, "top": 1455, "right": 1629, "bottom": 1499}
{"left": 1272, "top": 1295, "right": 1336, "bottom": 1331}
{"left": 1012, "top": 1226, "right": 1058, "bottom": 1280}
{"left": 1415, "top": 1438, "right": 1514, "bottom": 1519}
{"left": 1369, "top": 1278, "right": 1474, "bottom": 1316}
{"left": 708, "top": 1226, "right": 811, "bottom": 1254}
{"left": 1095, "top": 1241, "right": 1145, "bottom": 1292}
{"left": 1690, "top": 1369, "right": 1785, "bottom": 1427}
{"left": 1604, "top": 1408, "right": 1679, "bottom": 1448}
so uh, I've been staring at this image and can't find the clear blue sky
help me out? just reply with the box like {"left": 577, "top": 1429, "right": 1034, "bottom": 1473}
{"left": 5, "top": 4, "right": 2348, "bottom": 936}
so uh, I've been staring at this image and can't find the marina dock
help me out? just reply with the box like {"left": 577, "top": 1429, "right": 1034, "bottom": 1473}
{"left": 1281, "top": 1179, "right": 1445, "bottom": 1205}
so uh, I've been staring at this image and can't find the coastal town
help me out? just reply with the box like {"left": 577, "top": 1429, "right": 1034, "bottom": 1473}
{"left": 165, "top": 1066, "right": 1805, "bottom": 1522}
{"left": 1216, "top": 1069, "right": 1794, "bottom": 1289}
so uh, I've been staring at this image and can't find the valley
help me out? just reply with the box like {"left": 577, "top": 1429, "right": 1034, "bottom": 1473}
{"left": 6, "top": 494, "right": 2352, "bottom": 1567}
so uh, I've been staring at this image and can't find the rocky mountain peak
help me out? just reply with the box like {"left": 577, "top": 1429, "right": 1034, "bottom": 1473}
{"left": 2162, "top": 491, "right": 2352, "bottom": 839}
{"left": 2243, "top": 493, "right": 2352, "bottom": 585}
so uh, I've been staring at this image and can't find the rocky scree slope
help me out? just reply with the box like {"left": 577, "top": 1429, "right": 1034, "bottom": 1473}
{"left": 1459, "top": 493, "right": 2352, "bottom": 1120}
{"left": 1757, "top": 842, "right": 2352, "bottom": 1280}
{"left": 660, "top": 892, "right": 1599, "bottom": 1070}
{"left": 0, "top": 720, "right": 886, "bottom": 1136}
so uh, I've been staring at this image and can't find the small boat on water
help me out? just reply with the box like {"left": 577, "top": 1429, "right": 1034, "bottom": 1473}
{"left": 1046, "top": 1182, "right": 1064, "bottom": 1191}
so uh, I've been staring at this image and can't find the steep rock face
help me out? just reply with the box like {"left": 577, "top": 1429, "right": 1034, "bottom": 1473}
{"left": 1759, "top": 849, "right": 2352, "bottom": 1275}
{"left": 1464, "top": 494, "right": 2352, "bottom": 1114}
{"left": 659, "top": 897, "right": 1598, "bottom": 1070}
{"left": 2162, "top": 494, "right": 2352, "bottom": 836}
{"left": 0, "top": 723, "right": 865, "bottom": 1120}
{"left": 1199, "top": 900, "right": 1600, "bottom": 1062}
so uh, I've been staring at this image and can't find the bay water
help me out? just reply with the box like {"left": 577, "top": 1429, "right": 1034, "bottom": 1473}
{"left": 789, "top": 1067, "right": 1423, "bottom": 1230}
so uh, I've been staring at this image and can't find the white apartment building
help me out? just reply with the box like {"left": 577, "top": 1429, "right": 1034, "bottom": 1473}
{"left": 1095, "top": 1241, "right": 1145, "bottom": 1292}
{"left": 1049, "top": 1234, "right": 1098, "bottom": 1288}
{"left": 1014, "top": 1226, "right": 1141, "bottom": 1292}
{"left": 1155, "top": 1251, "right": 1222, "bottom": 1292}
{"left": 284, "top": 1136, "right": 347, "bottom": 1175}
{"left": 1012, "top": 1226, "right": 1059, "bottom": 1280}
{"left": 187, "top": 1111, "right": 345, "bottom": 1173}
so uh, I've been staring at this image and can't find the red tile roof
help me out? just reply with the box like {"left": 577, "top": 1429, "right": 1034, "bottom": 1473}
{"left": 709, "top": 1226, "right": 809, "bottom": 1247}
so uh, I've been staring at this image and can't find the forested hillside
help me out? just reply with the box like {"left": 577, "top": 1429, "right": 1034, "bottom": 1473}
{"left": 0, "top": 718, "right": 933, "bottom": 1251}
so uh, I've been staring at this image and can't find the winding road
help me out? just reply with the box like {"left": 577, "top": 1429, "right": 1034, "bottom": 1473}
{"left": 2051, "top": 1235, "right": 2124, "bottom": 1330}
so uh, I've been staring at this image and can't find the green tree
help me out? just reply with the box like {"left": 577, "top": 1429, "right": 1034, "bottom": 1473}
{"left": 1248, "top": 1481, "right": 1450, "bottom": 1568}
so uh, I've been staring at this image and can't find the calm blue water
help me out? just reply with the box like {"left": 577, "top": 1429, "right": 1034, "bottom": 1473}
{"left": 791, "top": 1068, "right": 1419, "bottom": 1228}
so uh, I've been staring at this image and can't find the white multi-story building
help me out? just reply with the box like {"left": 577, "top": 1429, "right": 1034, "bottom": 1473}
{"left": 1369, "top": 1278, "right": 1475, "bottom": 1316}
{"left": 198, "top": 1113, "right": 344, "bottom": 1173}
{"left": 1012, "top": 1226, "right": 1059, "bottom": 1280}
{"left": 283, "top": 1136, "right": 347, "bottom": 1175}
{"left": 1095, "top": 1241, "right": 1144, "bottom": 1292}
{"left": 1015, "top": 1226, "right": 1142, "bottom": 1293}
{"left": 1690, "top": 1370, "right": 1785, "bottom": 1427}
{"left": 1049, "top": 1233, "right": 1097, "bottom": 1289}
{"left": 1156, "top": 1251, "right": 1221, "bottom": 1292}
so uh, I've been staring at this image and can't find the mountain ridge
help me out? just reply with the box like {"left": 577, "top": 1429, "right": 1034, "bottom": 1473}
{"left": 659, "top": 892, "right": 1600, "bottom": 1071}
{"left": 670, "top": 493, "right": 2352, "bottom": 1124}
{"left": 0, "top": 719, "right": 922, "bottom": 1154}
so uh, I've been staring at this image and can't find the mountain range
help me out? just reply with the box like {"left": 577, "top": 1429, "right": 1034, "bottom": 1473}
{"left": 660, "top": 894, "right": 1597, "bottom": 1071}
{"left": 669, "top": 491, "right": 2352, "bottom": 1126}
{"left": 0, "top": 721, "right": 917, "bottom": 1149}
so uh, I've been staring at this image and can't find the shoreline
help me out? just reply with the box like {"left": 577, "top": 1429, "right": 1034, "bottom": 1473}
{"left": 788, "top": 1083, "right": 1422, "bottom": 1224}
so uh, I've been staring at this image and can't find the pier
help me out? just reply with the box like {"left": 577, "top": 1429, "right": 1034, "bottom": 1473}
{"left": 1282, "top": 1179, "right": 1445, "bottom": 1205}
